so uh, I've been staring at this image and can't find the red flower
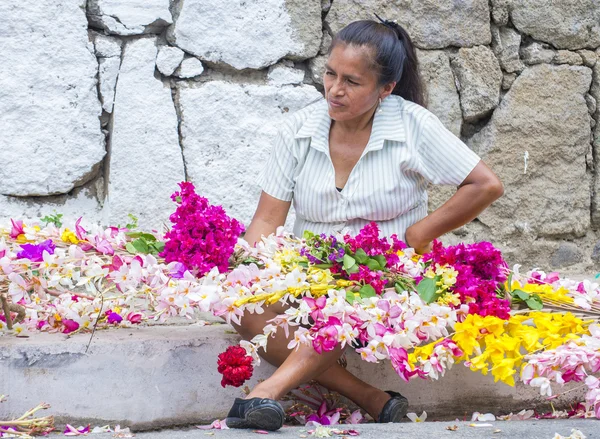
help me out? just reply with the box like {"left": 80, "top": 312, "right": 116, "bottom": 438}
{"left": 217, "top": 345, "right": 254, "bottom": 388}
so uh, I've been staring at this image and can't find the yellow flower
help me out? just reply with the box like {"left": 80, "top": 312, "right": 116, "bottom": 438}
{"left": 491, "top": 358, "right": 516, "bottom": 386}
{"left": 437, "top": 292, "right": 461, "bottom": 307}
{"left": 522, "top": 283, "right": 573, "bottom": 304}
{"left": 61, "top": 228, "right": 80, "bottom": 244}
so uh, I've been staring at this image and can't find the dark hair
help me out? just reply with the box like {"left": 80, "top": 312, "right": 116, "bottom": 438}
{"left": 329, "top": 19, "right": 425, "bottom": 107}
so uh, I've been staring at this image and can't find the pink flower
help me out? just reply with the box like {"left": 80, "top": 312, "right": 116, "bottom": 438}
{"left": 306, "top": 401, "right": 342, "bottom": 425}
{"left": 64, "top": 424, "right": 90, "bottom": 436}
{"left": 304, "top": 296, "right": 326, "bottom": 321}
{"left": 62, "top": 320, "right": 80, "bottom": 334}
{"left": 312, "top": 317, "right": 341, "bottom": 354}
{"left": 92, "top": 237, "right": 114, "bottom": 255}
{"left": 106, "top": 310, "right": 123, "bottom": 324}
{"left": 74, "top": 217, "right": 87, "bottom": 240}
{"left": 9, "top": 219, "right": 24, "bottom": 239}
{"left": 388, "top": 347, "right": 418, "bottom": 382}
{"left": 126, "top": 312, "right": 143, "bottom": 324}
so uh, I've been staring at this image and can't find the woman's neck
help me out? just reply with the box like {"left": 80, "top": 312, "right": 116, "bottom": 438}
{"left": 331, "top": 103, "right": 378, "bottom": 135}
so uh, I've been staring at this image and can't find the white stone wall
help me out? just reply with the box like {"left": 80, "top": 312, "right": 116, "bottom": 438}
{"left": 1, "top": 0, "right": 599, "bottom": 271}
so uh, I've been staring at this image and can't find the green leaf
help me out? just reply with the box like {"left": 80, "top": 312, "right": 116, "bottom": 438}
{"left": 513, "top": 289, "right": 530, "bottom": 301}
{"left": 354, "top": 248, "right": 369, "bottom": 264}
{"left": 132, "top": 239, "right": 149, "bottom": 254}
{"left": 175, "top": 196, "right": 182, "bottom": 204}
{"left": 346, "top": 290, "right": 357, "bottom": 305}
{"left": 314, "top": 263, "right": 333, "bottom": 269}
{"left": 303, "top": 230, "right": 314, "bottom": 240}
{"left": 359, "top": 284, "right": 376, "bottom": 299}
{"left": 394, "top": 283, "right": 405, "bottom": 294}
{"left": 373, "top": 255, "right": 387, "bottom": 269}
{"left": 125, "top": 242, "right": 137, "bottom": 254}
{"left": 346, "top": 264, "right": 359, "bottom": 274}
{"left": 343, "top": 254, "right": 356, "bottom": 271}
{"left": 153, "top": 241, "right": 165, "bottom": 253}
{"left": 416, "top": 277, "right": 441, "bottom": 304}
{"left": 40, "top": 211, "right": 63, "bottom": 228}
{"left": 365, "top": 258, "right": 381, "bottom": 270}
{"left": 125, "top": 214, "right": 138, "bottom": 230}
{"left": 126, "top": 232, "right": 157, "bottom": 242}
{"left": 526, "top": 294, "right": 544, "bottom": 310}
{"left": 507, "top": 272, "right": 513, "bottom": 291}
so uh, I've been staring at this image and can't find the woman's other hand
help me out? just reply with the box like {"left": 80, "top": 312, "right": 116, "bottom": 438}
{"left": 243, "top": 191, "right": 292, "bottom": 247}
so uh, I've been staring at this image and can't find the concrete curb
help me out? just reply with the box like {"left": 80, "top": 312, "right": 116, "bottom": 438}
{"left": 0, "top": 324, "right": 583, "bottom": 430}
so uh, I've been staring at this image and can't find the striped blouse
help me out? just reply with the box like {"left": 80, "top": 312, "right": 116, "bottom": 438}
{"left": 257, "top": 95, "right": 481, "bottom": 240}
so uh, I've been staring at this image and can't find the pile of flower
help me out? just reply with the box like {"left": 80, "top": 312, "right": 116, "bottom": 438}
{"left": 1, "top": 182, "right": 600, "bottom": 419}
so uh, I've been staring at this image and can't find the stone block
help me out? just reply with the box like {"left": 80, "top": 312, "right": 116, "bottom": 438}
{"left": 511, "top": 0, "right": 600, "bottom": 50}
{"left": 502, "top": 72, "right": 517, "bottom": 90}
{"left": 491, "top": 26, "right": 525, "bottom": 73}
{"left": 417, "top": 49, "right": 462, "bottom": 136}
{"left": 98, "top": 57, "right": 120, "bottom": 113}
{"left": 308, "top": 55, "right": 327, "bottom": 85}
{"left": 490, "top": 0, "right": 510, "bottom": 26}
{"left": 267, "top": 61, "right": 306, "bottom": 85}
{"left": 521, "top": 42, "right": 556, "bottom": 65}
{"left": 0, "top": 182, "right": 104, "bottom": 227}
{"left": 0, "top": 0, "right": 105, "bottom": 196}
{"left": 578, "top": 50, "right": 598, "bottom": 68}
{"left": 107, "top": 37, "right": 185, "bottom": 230}
{"left": 553, "top": 50, "right": 584, "bottom": 66}
{"left": 87, "top": 0, "right": 172, "bottom": 36}
{"left": 590, "top": 63, "right": 600, "bottom": 227}
{"left": 326, "top": 0, "right": 491, "bottom": 49}
{"left": 175, "top": 58, "right": 204, "bottom": 79}
{"left": 167, "top": 0, "right": 321, "bottom": 70}
{"left": 591, "top": 240, "right": 600, "bottom": 263}
{"left": 156, "top": 46, "right": 185, "bottom": 77}
{"left": 90, "top": 31, "right": 122, "bottom": 58}
{"left": 551, "top": 242, "right": 584, "bottom": 268}
{"left": 469, "top": 65, "right": 592, "bottom": 240}
{"left": 451, "top": 46, "right": 503, "bottom": 122}
{"left": 178, "top": 81, "right": 322, "bottom": 227}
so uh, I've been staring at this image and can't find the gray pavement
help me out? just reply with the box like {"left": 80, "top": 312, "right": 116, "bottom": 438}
{"left": 59, "top": 420, "right": 599, "bottom": 439}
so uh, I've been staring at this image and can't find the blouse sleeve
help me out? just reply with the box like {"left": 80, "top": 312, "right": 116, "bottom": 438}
{"left": 416, "top": 114, "right": 481, "bottom": 185}
{"left": 256, "top": 122, "right": 297, "bottom": 202}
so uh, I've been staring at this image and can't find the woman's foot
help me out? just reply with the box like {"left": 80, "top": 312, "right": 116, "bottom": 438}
{"left": 377, "top": 391, "right": 409, "bottom": 423}
{"left": 225, "top": 397, "right": 285, "bottom": 431}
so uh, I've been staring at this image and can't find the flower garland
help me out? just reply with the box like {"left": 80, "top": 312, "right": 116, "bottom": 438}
{"left": 1, "top": 183, "right": 600, "bottom": 419}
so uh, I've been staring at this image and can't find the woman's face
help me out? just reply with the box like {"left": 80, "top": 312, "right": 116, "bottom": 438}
{"left": 323, "top": 43, "right": 392, "bottom": 122}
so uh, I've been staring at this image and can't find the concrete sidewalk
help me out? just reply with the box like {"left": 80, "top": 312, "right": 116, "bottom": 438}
{"left": 1, "top": 321, "right": 587, "bottom": 430}
{"left": 50, "top": 420, "right": 599, "bottom": 439}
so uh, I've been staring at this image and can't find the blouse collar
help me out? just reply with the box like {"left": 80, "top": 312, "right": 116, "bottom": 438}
{"left": 294, "top": 96, "right": 407, "bottom": 154}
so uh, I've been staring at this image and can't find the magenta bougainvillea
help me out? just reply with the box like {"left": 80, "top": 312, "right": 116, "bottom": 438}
{"left": 160, "top": 182, "right": 245, "bottom": 277}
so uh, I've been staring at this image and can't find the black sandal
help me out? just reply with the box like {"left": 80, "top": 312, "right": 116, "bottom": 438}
{"left": 225, "top": 397, "right": 285, "bottom": 431}
{"left": 377, "top": 390, "right": 409, "bottom": 423}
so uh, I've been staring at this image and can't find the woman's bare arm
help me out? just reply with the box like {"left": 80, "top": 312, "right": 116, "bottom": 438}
{"left": 405, "top": 161, "right": 504, "bottom": 253}
{"left": 244, "top": 191, "right": 292, "bottom": 246}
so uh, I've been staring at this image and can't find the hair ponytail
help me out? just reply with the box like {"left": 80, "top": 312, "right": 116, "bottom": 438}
{"left": 330, "top": 19, "right": 426, "bottom": 107}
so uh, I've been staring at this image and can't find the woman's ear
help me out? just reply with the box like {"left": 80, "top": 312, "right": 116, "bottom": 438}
{"left": 380, "top": 82, "right": 396, "bottom": 100}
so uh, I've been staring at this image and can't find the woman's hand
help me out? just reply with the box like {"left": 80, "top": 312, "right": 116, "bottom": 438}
{"left": 405, "top": 225, "right": 432, "bottom": 254}
{"left": 405, "top": 161, "right": 503, "bottom": 253}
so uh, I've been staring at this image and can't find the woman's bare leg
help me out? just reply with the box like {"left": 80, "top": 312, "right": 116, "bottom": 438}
{"left": 231, "top": 305, "right": 393, "bottom": 420}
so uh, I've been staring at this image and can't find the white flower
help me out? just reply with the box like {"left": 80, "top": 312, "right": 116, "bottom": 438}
{"left": 530, "top": 377, "right": 553, "bottom": 397}
{"left": 407, "top": 411, "right": 427, "bottom": 422}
